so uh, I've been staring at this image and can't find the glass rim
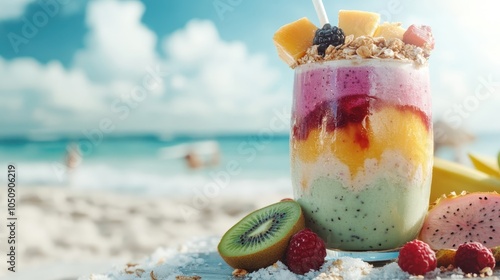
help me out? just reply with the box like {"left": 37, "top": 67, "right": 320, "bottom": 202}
{"left": 294, "top": 58, "right": 427, "bottom": 70}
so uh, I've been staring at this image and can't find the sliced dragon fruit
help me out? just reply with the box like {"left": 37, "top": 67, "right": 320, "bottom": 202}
{"left": 419, "top": 192, "right": 500, "bottom": 250}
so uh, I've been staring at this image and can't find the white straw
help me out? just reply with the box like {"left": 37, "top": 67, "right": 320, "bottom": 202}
{"left": 311, "top": 0, "right": 329, "bottom": 26}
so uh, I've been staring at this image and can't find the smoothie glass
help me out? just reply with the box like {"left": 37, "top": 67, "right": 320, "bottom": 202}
{"left": 291, "top": 59, "right": 433, "bottom": 258}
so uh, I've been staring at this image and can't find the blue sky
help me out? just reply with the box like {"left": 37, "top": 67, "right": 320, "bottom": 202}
{"left": 0, "top": 0, "right": 499, "bottom": 138}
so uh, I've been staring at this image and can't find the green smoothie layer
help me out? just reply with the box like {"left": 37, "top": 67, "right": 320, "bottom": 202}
{"left": 297, "top": 176, "right": 430, "bottom": 251}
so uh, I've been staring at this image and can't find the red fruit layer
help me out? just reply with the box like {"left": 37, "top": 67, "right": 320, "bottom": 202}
{"left": 292, "top": 95, "right": 431, "bottom": 146}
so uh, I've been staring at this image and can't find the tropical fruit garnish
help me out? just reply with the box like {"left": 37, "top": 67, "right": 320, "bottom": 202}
{"left": 338, "top": 10, "right": 380, "bottom": 38}
{"left": 218, "top": 200, "right": 305, "bottom": 271}
{"left": 273, "top": 17, "right": 318, "bottom": 67}
{"left": 498, "top": 151, "right": 500, "bottom": 171}
{"left": 419, "top": 192, "right": 500, "bottom": 250}
{"left": 430, "top": 157, "right": 500, "bottom": 203}
{"left": 373, "top": 22, "right": 406, "bottom": 40}
{"left": 435, "top": 248, "right": 456, "bottom": 268}
{"left": 403, "top": 24, "right": 435, "bottom": 49}
{"left": 468, "top": 153, "right": 500, "bottom": 178}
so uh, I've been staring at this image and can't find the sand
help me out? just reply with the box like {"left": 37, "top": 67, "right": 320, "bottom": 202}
{"left": 4, "top": 186, "right": 499, "bottom": 280}
{"left": 0, "top": 186, "right": 289, "bottom": 280}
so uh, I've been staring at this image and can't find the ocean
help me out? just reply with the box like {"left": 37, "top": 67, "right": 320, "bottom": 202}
{"left": 0, "top": 133, "right": 498, "bottom": 197}
{"left": 0, "top": 134, "right": 292, "bottom": 197}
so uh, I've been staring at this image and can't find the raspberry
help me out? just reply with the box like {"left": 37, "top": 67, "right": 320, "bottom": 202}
{"left": 285, "top": 228, "right": 326, "bottom": 274}
{"left": 454, "top": 242, "right": 496, "bottom": 274}
{"left": 313, "top": 23, "right": 345, "bottom": 56}
{"left": 397, "top": 240, "right": 437, "bottom": 276}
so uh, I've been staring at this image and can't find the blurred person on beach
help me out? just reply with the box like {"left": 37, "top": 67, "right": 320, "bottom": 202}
{"left": 159, "top": 140, "right": 221, "bottom": 169}
{"left": 184, "top": 145, "right": 220, "bottom": 169}
{"left": 65, "top": 142, "right": 82, "bottom": 184}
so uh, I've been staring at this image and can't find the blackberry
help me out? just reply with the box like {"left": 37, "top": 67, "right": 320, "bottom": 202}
{"left": 313, "top": 23, "right": 345, "bottom": 56}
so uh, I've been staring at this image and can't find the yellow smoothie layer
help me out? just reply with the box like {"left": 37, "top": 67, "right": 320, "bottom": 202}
{"left": 291, "top": 106, "right": 432, "bottom": 180}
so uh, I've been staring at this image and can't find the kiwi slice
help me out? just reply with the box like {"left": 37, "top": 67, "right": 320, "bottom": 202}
{"left": 217, "top": 200, "right": 305, "bottom": 271}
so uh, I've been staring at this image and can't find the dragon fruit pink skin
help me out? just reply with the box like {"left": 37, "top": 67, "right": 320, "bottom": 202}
{"left": 419, "top": 192, "right": 500, "bottom": 250}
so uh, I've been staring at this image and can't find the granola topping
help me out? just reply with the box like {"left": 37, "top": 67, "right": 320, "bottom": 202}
{"left": 297, "top": 35, "right": 432, "bottom": 67}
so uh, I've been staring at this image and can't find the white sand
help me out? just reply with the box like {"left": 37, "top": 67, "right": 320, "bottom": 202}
{"left": 0, "top": 186, "right": 289, "bottom": 280}
{"left": 3, "top": 187, "right": 498, "bottom": 280}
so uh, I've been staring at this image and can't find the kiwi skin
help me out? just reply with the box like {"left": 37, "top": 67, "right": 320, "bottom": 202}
{"left": 217, "top": 201, "right": 305, "bottom": 271}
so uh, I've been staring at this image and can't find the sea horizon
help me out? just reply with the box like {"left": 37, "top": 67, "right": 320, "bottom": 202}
{"left": 1, "top": 131, "right": 498, "bottom": 197}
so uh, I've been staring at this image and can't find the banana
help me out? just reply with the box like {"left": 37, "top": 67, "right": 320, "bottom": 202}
{"left": 430, "top": 157, "right": 500, "bottom": 203}
{"left": 468, "top": 153, "right": 500, "bottom": 178}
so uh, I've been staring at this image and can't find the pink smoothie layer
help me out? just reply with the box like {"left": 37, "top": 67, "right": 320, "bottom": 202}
{"left": 293, "top": 60, "right": 431, "bottom": 120}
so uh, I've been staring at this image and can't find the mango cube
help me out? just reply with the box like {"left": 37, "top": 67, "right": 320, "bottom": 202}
{"left": 338, "top": 10, "right": 380, "bottom": 38}
{"left": 273, "top": 17, "right": 318, "bottom": 67}
{"left": 373, "top": 22, "right": 406, "bottom": 40}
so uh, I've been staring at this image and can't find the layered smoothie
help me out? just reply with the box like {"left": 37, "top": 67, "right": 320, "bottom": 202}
{"left": 273, "top": 9, "right": 435, "bottom": 252}
{"left": 291, "top": 59, "right": 433, "bottom": 250}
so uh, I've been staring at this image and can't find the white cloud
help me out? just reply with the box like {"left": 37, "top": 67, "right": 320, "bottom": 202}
{"left": 73, "top": 0, "right": 158, "bottom": 84}
{"left": 0, "top": 0, "right": 35, "bottom": 20}
{"left": 0, "top": 1, "right": 288, "bottom": 136}
{"left": 0, "top": 56, "right": 109, "bottom": 134}
{"left": 0, "top": 57, "right": 106, "bottom": 113}
{"left": 159, "top": 20, "right": 289, "bottom": 133}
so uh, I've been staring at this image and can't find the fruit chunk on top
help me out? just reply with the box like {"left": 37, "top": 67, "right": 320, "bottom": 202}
{"left": 373, "top": 22, "right": 406, "bottom": 40}
{"left": 273, "top": 17, "right": 318, "bottom": 67}
{"left": 338, "top": 10, "right": 380, "bottom": 38}
{"left": 403, "top": 24, "right": 435, "bottom": 49}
